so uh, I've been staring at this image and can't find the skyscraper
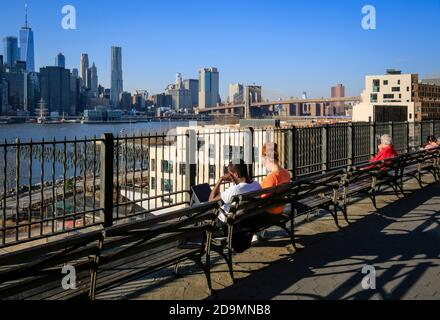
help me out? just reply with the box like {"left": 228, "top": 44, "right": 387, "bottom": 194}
{"left": 55, "top": 53, "right": 66, "bottom": 68}
{"left": 176, "top": 73, "right": 182, "bottom": 88}
{"left": 19, "top": 5, "right": 35, "bottom": 72}
{"left": 39, "top": 66, "right": 71, "bottom": 114}
{"left": 80, "top": 53, "right": 89, "bottom": 88}
{"left": 72, "top": 68, "right": 79, "bottom": 78}
{"left": 0, "top": 79, "right": 8, "bottom": 115}
{"left": 90, "top": 62, "right": 98, "bottom": 95}
{"left": 110, "top": 46, "right": 123, "bottom": 108}
{"left": 86, "top": 68, "right": 92, "bottom": 90}
{"left": 198, "top": 67, "right": 219, "bottom": 109}
{"left": 4, "top": 65, "right": 29, "bottom": 111}
{"left": 183, "top": 79, "right": 199, "bottom": 108}
{"left": 229, "top": 83, "right": 244, "bottom": 103}
{"left": 3, "top": 37, "right": 19, "bottom": 66}
{"left": 69, "top": 72, "right": 80, "bottom": 116}
{"left": 331, "top": 84, "right": 345, "bottom": 115}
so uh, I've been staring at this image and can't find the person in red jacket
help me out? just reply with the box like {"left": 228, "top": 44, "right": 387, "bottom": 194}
{"left": 366, "top": 134, "right": 398, "bottom": 172}
{"left": 370, "top": 134, "right": 398, "bottom": 163}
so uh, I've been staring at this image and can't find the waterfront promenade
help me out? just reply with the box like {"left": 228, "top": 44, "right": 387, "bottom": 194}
{"left": 95, "top": 175, "right": 440, "bottom": 300}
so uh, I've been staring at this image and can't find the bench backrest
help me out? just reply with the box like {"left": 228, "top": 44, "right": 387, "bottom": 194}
{"left": 229, "top": 182, "right": 297, "bottom": 224}
{"left": 0, "top": 230, "right": 103, "bottom": 300}
{"left": 97, "top": 201, "right": 219, "bottom": 269}
{"left": 294, "top": 169, "right": 345, "bottom": 203}
{"left": 227, "top": 168, "right": 345, "bottom": 224}
{"left": 347, "top": 155, "right": 403, "bottom": 184}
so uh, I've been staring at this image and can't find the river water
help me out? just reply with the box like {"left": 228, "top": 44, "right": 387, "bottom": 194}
{"left": 0, "top": 121, "right": 197, "bottom": 190}
{"left": 0, "top": 120, "right": 191, "bottom": 143}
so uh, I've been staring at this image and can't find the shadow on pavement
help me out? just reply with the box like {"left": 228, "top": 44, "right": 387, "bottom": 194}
{"left": 213, "top": 182, "right": 440, "bottom": 300}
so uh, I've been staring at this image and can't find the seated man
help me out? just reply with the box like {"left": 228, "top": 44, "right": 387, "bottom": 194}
{"left": 209, "top": 159, "right": 261, "bottom": 253}
{"left": 209, "top": 159, "right": 262, "bottom": 223}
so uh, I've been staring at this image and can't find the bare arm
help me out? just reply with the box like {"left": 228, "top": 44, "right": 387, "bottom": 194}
{"left": 209, "top": 174, "right": 232, "bottom": 202}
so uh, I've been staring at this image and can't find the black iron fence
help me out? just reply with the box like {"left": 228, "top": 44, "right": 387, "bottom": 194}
{"left": 1, "top": 120, "right": 439, "bottom": 247}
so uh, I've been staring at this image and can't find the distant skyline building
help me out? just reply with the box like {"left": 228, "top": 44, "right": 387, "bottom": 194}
{"left": 152, "top": 93, "right": 172, "bottom": 109}
{"left": 55, "top": 53, "right": 66, "bottom": 68}
{"left": 19, "top": 5, "right": 35, "bottom": 72}
{"left": 133, "top": 90, "right": 148, "bottom": 110}
{"left": 302, "top": 92, "right": 308, "bottom": 100}
{"left": 39, "top": 66, "right": 71, "bottom": 115}
{"left": 120, "top": 91, "right": 132, "bottom": 110}
{"left": 183, "top": 79, "right": 199, "bottom": 108}
{"left": 229, "top": 83, "right": 244, "bottom": 104}
{"left": 80, "top": 53, "right": 89, "bottom": 88}
{"left": 176, "top": 73, "right": 183, "bottom": 88}
{"left": 198, "top": 67, "right": 219, "bottom": 109}
{"left": 3, "top": 64, "right": 28, "bottom": 111}
{"left": 72, "top": 68, "right": 79, "bottom": 78}
{"left": 69, "top": 72, "right": 80, "bottom": 116}
{"left": 0, "top": 78, "right": 8, "bottom": 115}
{"left": 86, "top": 68, "right": 92, "bottom": 90}
{"left": 110, "top": 46, "right": 123, "bottom": 108}
{"left": 331, "top": 83, "right": 345, "bottom": 115}
{"left": 3, "top": 36, "right": 19, "bottom": 67}
{"left": 90, "top": 62, "right": 98, "bottom": 95}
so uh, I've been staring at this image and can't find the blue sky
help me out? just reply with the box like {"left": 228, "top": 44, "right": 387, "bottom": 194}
{"left": 1, "top": 0, "right": 439, "bottom": 100}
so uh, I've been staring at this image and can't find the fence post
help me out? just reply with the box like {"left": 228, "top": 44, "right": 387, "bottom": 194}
{"left": 185, "top": 129, "right": 197, "bottom": 203}
{"left": 406, "top": 121, "right": 410, "bottom": 153}
{"left": 430, "top": 120, "right": 435, "bottom": 136}
{"left": 244, "top": 127, "right": 255, "bottom": 179}
{"left": 370, "top": 122, "right": 376, "bottom": 158}
{"left": 420, "top": 121, "right": 424, "bottom": 147}
{"left": 100, "top": 133, "right": 114, "bottom": 228}
{"left": 389, "top": 121, "right": 394, "bottom": 140}
{"left": 348, "top": 123, "right": 354, "bottom": 166}
{"left": 322, "top": 124, "right": 329, "bottom": 172}
{"left": 287, "top": 127, "right": 297, "bottom": 180}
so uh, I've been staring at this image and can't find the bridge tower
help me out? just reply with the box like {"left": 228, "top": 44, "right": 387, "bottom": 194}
{"left": 244, "top": 86, "right": 251, "bottom": 119}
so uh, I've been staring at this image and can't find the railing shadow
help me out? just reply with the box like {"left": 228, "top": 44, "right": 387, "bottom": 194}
{"left": 211, "top": 182, "right": 440, "bottom": 300}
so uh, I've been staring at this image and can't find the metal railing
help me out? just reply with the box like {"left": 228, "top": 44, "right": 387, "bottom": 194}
{"left": 0, "top": 137, "right": 103, "bottom": 247}
{"left": 1, "top": 120, "right": 439, "bottom": 247}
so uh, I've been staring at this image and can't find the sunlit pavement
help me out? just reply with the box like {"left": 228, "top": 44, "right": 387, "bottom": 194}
{"left": 98, "top": 176, "right": 440, "bottom": 300}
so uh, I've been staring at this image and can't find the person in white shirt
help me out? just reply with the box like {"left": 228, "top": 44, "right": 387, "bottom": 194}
{"left": 209, "top": 160, "right": 261, "bottom": 219}
{"left": 209, "top": 160, "right": 261, "bottom": 253}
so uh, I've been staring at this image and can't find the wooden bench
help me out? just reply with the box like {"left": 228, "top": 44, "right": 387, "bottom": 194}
{"left": 342, "top": 155, "right": 404, "bottom": 211}
{"left": 3, "top": 150, "right": 439, "bottom": 299}
{"left": 90, "top": 201, "right": 219, "bottom": 299}
{"left": 293, "top": 169, "right": 347, "bottom": 228}
{"left": 210, "top": 182, "right": 296, "bottom": 282}
{"left": 0, "top": 230, "right": 103, "bottom": 300}
{"left": 400, "top": 148, "right": 440, "bottom": 189}
{"left": 214, "top": 168, "right": 346, "bottom": 282}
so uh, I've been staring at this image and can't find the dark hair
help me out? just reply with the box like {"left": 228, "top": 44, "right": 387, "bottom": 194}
{"left": 228, "top": 159, "right": 251, "bottom": 182}
{"left": 427, "top": 135, "right": 438, "bottom": 143}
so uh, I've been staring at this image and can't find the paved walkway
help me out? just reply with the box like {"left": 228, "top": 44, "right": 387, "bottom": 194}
{"left": 97, "top": 177, "right": 440, "bottom": 300}
{"left": 216, "top": 181, "right": 440, "bottom": 300}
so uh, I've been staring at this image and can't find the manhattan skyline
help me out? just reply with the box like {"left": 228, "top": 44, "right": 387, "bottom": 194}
{"left": 1, "top": 0, "right": 440, "bottom": 100}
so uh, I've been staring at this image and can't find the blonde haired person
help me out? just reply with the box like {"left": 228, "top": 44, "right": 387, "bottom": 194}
{"left": 251, "top": 143, "right": 292, "bottom": 242}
